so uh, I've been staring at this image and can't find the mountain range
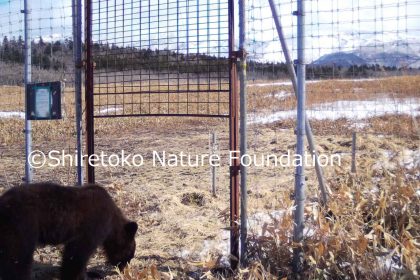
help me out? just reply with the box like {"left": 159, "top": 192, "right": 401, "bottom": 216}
{"left": 312, "top": 39, "right": 420, "bottom": 68}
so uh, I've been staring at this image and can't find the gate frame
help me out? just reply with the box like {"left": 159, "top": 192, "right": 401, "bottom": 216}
{"left": 84, "top": 0, "right": 240, "bottom": 269}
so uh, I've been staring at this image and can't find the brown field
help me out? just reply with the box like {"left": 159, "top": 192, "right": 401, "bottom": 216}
{"left": 0, "top": 76, "right": 419, "bottom": 279}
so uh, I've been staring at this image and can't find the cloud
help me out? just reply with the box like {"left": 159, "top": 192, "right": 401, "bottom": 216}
{"left": 247, "top": 0, "right": 420, "bottom": 62}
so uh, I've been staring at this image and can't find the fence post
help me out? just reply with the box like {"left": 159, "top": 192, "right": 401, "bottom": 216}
{"left": 228, "top": 0, "right": 240, "bottom": 269}
{"left": 84, "top": 0, "right": 95, "bottom": 183}
{"left": 23, "top": 0, "right": 32, "bottom": 183}
{"left": 238, "top": 0, "right": 248, "bottom": 267}
{"left": 293, "top": 0, "right": 306, "bottom": 275}
{"left": 267, "top": 0, "right": 328, "bottom": 205}
{"left": 72, "top": 0, "right": 84, "bottom": 185}
{"left": 210, "top": 132, "right": 217, "bottom": 197}
{"left": 351, "top": 132, "right": 357, "bottom": 173}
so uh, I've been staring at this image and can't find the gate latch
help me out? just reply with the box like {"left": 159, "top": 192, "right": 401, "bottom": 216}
{"left": 81, "top": 60, "right": 96, "bottom": 70}
{"left": 230, "top": 49, "right": 247, "bottom": 60}
{"left": 75, "top": 60, "right": 85, "bottom": 69}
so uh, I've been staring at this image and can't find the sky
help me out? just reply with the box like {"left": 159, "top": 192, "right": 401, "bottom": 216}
{"left": 0, "top": 0, "right": 72, "bottom": 41}
{"left": 247, "top": 0, "right": 420, "bottom": 61}
{"left": 0, "top": 0, "right": 419, "bottom": 62}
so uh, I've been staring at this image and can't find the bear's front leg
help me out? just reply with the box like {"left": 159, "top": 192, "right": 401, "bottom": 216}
{"left": 61, "top": 238, "right": 97, "bottom": 280}
{"left": 0, "top": 237, "right": 35, "bottom": 280}
{"left": 0, "top": 256, "right": 33, "bottom": 280}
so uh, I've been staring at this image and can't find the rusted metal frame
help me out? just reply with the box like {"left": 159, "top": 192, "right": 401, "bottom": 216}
{"left": 92, "top": 89, "right": 231, "bottom": 96}
{"left": 93, "top": 114, "right": 230, "bottom": 119}
{"left": 86, "top": 2, "right": 239, "bottom": 270}
{"left": 85, "top": 0, "right": 95, "bottom": 183}
{"left": 228, "top": 0, "right": 240, "bottom": 270}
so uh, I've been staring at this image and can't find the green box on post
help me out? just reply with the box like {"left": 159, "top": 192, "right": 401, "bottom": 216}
{"left": 26, "top": 82, "right": 62, "bottom": 120}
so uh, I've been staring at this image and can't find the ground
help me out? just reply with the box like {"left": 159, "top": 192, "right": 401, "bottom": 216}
{"left": 0, "top": 76, "right": 419, "bottom": 279}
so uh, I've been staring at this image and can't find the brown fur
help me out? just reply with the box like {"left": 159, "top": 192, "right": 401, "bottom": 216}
{"left": 0, "top": 182, "right": 138, "bottom": 280}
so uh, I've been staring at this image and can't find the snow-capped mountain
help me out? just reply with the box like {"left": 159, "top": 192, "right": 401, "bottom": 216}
{"left": 312, "top": 52, "right": 368, "bottom": 67}
{"left": 311, "top": 38, "right": 420, "bottom": 68}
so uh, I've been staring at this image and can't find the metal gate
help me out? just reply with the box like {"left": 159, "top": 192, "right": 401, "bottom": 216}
{"left": 84, "top": 0, "right": 239, "bottom": 266}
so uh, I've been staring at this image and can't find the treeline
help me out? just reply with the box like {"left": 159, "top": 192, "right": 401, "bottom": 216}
{"left": 1, "top": 36, "right": 416, "bottom": 79}
{"left": 248, "top": 60, "right": 407, "bottom": 80}
{"left": 248, "top": 61, "right": 289, "bottom": 79}
{"left": 306, "top": 64, "right": 401, "bottom": 79}
{"left": 92, "top": 42, "right": 228, "bottom": 73}
{"left": 0, "top": 36, "right": 71, "bottom": 70}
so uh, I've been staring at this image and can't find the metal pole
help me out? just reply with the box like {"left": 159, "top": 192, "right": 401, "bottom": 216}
{"left": 238, "top": 0, "right": 248, "bottom": 266}
{"left": 73, "top": 0, "right": 84, "bottom": 185}
{"left": 268, "top": 0, "right": 328, "bottom": 205}
{"left": 351, "top": 132, "right": 357, "bottom": 173}
{"left": 23, "top": 0, "right": 32, "bottom": 183}
{"left": 85, "top": 0, "right": 95, "bottom": 183}
{"left": 211, "top": 132, "right": 217, "bottom": 197}
{"left": 292, "top": 0, "right": 306, "bottom": 274}
{"left": 228, "top": 0, "right": 240, "bottom": 269}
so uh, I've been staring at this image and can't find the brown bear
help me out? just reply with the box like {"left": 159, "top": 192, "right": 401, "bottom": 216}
{"left": 0, "top": 182, "right": 138, "bottom": 280}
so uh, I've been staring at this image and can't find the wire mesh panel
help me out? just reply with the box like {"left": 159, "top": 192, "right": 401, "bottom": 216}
{"left": 243, "top": 1, "right": 420, "bottom": 276}
{"left": 84, "top": 0, "right": 240, "bottom": 264}
{"left": 88, "top": 0, "right": 231, "bottom": 118}
{"left": 246, "top": 0, "right": 420, "bottom": 137}
{"left": 0, "top": 0, "right": 78, "bottom": 185}
{"left": 0, "top": 0, "right": 24, "bottom": 115}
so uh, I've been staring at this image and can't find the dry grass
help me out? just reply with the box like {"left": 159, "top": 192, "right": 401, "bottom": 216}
{"left": 249, "top": 75, "right": 420, "bottom": 111}
{"left": 0, "top": 76, "right": 419, "bottom": 279}
{"left": 99, "top": 126, "right": 419, "bottom": 279}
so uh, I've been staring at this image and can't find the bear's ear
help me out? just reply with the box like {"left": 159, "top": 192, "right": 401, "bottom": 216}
{"left": 124, "top": 221, "right": 138, "bottom": 238}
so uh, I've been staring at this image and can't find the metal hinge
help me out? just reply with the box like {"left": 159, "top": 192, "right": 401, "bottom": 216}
{"left": 75, "top": 60, "right": 85, "bottom": 69}
{"left": 230, "top": 49, "right": 247, "bottom": 60}
{"left": 230, "top": 165, "right": 240, "bottom": 176}
{"left": 81, "top": 60, "right": 96, "bottom": 70}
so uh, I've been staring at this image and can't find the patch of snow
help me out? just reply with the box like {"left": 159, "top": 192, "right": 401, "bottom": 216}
{"left": 97, "top": 107, "right": 123, "bottom": 115}
{"left": 0, "top": 111, "right": 25, "bottom": 119}
{"left": 199, "top": 230, "right": 230, "bottom": 266}
{"left": 373, "top": 149, "right": 420, "bottom": 172}
{"left": 250, "top": 97, "right": 420, "bottom": 124}
{"left": 304, "top": 227, "right": 316, "bottom": 238}
{"left": 267, "top": 90, "right": 292, "bottom": 100}
{"left": 399, "top": 149, "right": 420, "bottom": 170}
{"left": 349, "top": 122, "right": 369, "bottom": 129}
{"left": 353, "top": 87, "right": 365, "bottom": 93}
{"left": 173, "top": 229, "right": 231, "bottom": 266}
{"left": 248, "top": 78, "right": 380, "bottom": 87}
{"left": 195, "top": 210, "right": 289, "bottom": 262}
{"left": 248, "top": 81, "right": 293, "bottom": 87}
{"left": 375, "top": 254, "right": 403, "bottom": 272}
{"left": 248, "top": 210, "right": 285, "bottom": 236}
{"left": 177, "top": 249, "right": 191, "bottom": 259}
{"left": 339, "top": 262, "right": 352, "bottom": 268}
{"left": 249, "top": 110, "right": 294, "bottom": 124}
{"left": 248, "top": 80, "right": 321, "bottom": 87}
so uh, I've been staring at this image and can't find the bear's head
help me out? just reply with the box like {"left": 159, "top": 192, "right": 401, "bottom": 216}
{"left": 104, "top": 220, "right": 138, "bottom": 271}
